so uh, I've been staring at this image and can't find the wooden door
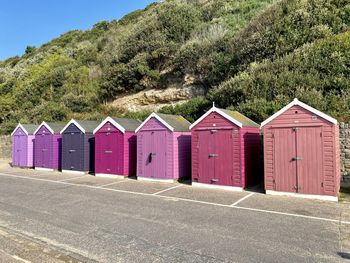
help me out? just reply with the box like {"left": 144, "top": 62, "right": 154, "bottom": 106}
{"left": 296, "top": 127, "right": 323, "bottom": 195}
{"left": 42, "top": 134, "right": 51, "bottom": 168}
{"left": 18, "top": 135, "right": 27, "bottom": 167}
{"left": 273, "top": 128, "right": 297, "bottom": 192}
{"left": 214, "top": 130, "right": 234, "bottom": 186}
{"left": 13, "top": 136, "right": 20, "bottom": 166}
{"left": 140, "top": 131, "right": 167, "bottom": 179}
{"left": 197, "top": 130, "right": 215, "bottom": 184}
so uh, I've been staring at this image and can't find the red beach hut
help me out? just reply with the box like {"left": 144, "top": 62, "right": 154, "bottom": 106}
{"left": 261, "top": 98, "right": 340, "bottom": 201}
{"left": 190, "top": 106, "right": 261, "bottom": 191}
{"left": 34, "top": 122, "right": 65, "bottom": 171}
{"left": 136, "top": 113, "right": 191, "bottom": 182}
{"left": 93, "top": 117, "right": 141, "bottom": 177}
{"left": 11, "top": 123, "right": 37, "bottom": 168}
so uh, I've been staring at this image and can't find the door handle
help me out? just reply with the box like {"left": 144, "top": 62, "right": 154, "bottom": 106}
{"left": 69, "top": 150, "right": 76, "bottom": 153}
{"left": 104, "top": 150, "right": 112, "bottom": 154}
{"left": 211, "top": 178, "right": 219, "bottom": 182}
{"left": 292, "top": 156, "right": 302, "bottom": 161}
{"left": 209, "top": 154, "right": 218, "bottom": 158}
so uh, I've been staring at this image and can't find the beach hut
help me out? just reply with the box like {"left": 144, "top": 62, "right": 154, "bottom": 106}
{"left": 190, "top": 106, "right": 261, "bottom": 191}
{"left": 11, "top": 123, "right": 37, "bottom": 168}
{"left": 93, "top": 117, "right": 141, "bottom": 177}
{"left": 261, "top": 98, "right": 340, "bottom": 201}
{"left": 136, "top": 113, "right": 191, "bottom": 182}
{"left": 60, "top": 120, "right": 99, "bottom": 174}
{"left": 34, "top": 122, "right": 65, "bottom": 171}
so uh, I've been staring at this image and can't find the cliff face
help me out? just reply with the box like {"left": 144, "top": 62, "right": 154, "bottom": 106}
{"left": 109, "top": 82, "right": 206, "bottom": 112}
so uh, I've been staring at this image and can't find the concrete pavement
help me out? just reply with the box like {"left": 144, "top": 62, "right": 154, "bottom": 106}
{"left": 0, "top": 162, "right": 348, "bottom": 262}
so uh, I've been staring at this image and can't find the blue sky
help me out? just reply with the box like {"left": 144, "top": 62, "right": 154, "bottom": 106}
{"left": 0, "top": 0, "right": 156, "bottom": 60}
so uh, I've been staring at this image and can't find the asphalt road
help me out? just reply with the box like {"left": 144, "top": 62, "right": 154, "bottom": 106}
{"left": 0, "top": 165, "right": 349, "bottom": 262}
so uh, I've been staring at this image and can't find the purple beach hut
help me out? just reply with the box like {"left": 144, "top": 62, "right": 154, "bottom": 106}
{"left": 11, "top": 123, "right": 37, "bottom": 168}
{"left": 34, "top": 122, "right": 65, "bottom": 171}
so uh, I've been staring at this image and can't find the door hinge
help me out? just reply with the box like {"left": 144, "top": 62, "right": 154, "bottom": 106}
{"left": 272, "top": 133, "right": 275, "bottom": 138}
{"left": 320, "top": 132, "right": 322, "bottom": 137}
{"left": 321, "top": 182, "right": 324, "bottom": 187}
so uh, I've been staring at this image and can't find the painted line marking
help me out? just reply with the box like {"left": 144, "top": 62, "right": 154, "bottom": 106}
{"left": 230, "top": 193, "right": 255, "bottom": 206}
{"left": 0, "top": 172, "right": 349, "bottom": 225}
{"left": 59, "top": 175, "right": 87, "bottom": 182}
{"left": 12, "top": 255, "right": 31, "bottom": 263}
{"left": 152, "top": 185, "right": 183, "bottom": 195}
{"left": 99, "top": 180, "right": 128, "bottom": 188}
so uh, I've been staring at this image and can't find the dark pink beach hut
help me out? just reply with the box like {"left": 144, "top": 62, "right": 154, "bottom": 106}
{"left": 11, "top": 123, "right": 37, "bottom": 168}
{"left": 136, "top": 113, "right": 191, "bottom": 182}
{"left": 261, "top": 98, "right": 340, "bottom": 201}
{"left": 190, "top": 106, "right": 261, "bottom": 191}
{"left": 34, "top": 122, "right": 65, "bottom": 171}
{"left": 93, "top": 117, "right": 141, "bottom": 177}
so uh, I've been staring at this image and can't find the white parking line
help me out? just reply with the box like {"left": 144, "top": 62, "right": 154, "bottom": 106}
{"left": 230, "top": 193, "right": 255, "bottom": 206}
{"left": 59, "top": 175, "right": 87, "bottom": 182}
{"left": 152, "top": 185, "right": 183, "bottom": 195}
{"left": 0, "top": 172, "right": 349, "bottom": 225}
{"left": 99, "top": 180, "right": 128, "bottom": 188}
{"left": 11, "top": 255, "right": 31, "bottom": 263}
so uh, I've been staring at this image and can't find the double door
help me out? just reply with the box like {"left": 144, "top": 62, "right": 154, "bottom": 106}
{"left": 273, "top": 126, "right": 323, "bottom": 195}
{"left": 139, "top": 130, "right": 167, "bottom": 179}
{"left": 13, "top": 135, "right": 26, "bottom": 166}
{"left": 63, "top": 133, "right": 84, "bottom": 171}
{"left": 96, "top": 131, "right": 123, "bottom": 175}
{"left": 197, "top": 129, "right": 237, "bottom": 186}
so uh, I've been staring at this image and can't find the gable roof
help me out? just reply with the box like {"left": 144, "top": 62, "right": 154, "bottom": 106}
{"left": 11, "top": 123, "right": 38, "bottom": 136}
{"left": 261, "top": 98, "right": 338, "bottom": 127}
{"left": 60, "top": 119, "right": 100, "bottom": 134}
{"left": 34, "top": 121, "right": 66, "bottom": 135}
{"left": 93, "top": 117, "right": 141, "bottom": 134}
{"left": 135, "top": 113, "right": 191, "bottom": 133}
{"left": 189, "top": 106, "right": 259, "bottom": 130}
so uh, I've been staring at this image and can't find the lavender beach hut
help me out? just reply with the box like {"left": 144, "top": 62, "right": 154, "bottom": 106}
{"left": 11, "top": 123, "right": 37, "bottom": 168}
{"left": 34, "top": 122, "right": 65, "bottom": 171}
{"left": 136, "top": 113, "right": 191, "bottom": 182}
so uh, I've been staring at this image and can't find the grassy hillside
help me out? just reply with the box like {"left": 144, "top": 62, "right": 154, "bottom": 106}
{"left": 0, "top": 0, "right": 349, "bottom": 133}
{"left": 0, "top": 0, "right": 275, "bottom": 133}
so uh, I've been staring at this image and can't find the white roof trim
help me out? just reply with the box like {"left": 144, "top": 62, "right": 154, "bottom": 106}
{"left": 135, "top": 113, "right": 175, "bottom": 133}
{"left": 261, "top": 98, "right": 338, "bottom": 128}
{"left": 93, "top": 116, "right": 126, "bottom": 134}
{"left": 189, "top": 106, "right": 243, "bottom": 130}
{"left": 33, "top": 121, "right": 54, "bottom": 135}
{"left": 60, "top": 119, "right": 86, "bottom": 134}
{"left": 11, "top": 123, "right": 29, "bottom": 136}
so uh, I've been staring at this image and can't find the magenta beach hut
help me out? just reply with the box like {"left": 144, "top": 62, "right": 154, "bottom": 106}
{"left": 136, "top": 113, "right": 191, "bottom": 182}
{"left": 93, "top": 117, "right": 141, "bottom": 177}
{"left": 34, "top": 122, "right": 65, "bottom": 171}
{"left": 11, "top": 123, "right": 37, "bottom": 168}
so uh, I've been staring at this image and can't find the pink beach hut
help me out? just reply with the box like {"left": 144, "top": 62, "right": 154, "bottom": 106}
{"left": 11, "top": 123, "right": 37, "bottom": 168}
{"left": 136, "top": 113, "right": 191, "bottom": 182}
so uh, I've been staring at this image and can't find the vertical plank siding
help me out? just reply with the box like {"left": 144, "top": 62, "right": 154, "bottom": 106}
{"left": 94, "top": 121, "right": 137, "bottom": 177}
{"left": 173, "top": 132, "right": 191, "bottom": 179}
{"left": 192, "top": 112, "right": 260, "bottom": 188}
{"left": 137, "top": 117, "right": 190, "bottom": 180}
{"left": 263, "top": 104, "right": 340, "bottom": 197}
